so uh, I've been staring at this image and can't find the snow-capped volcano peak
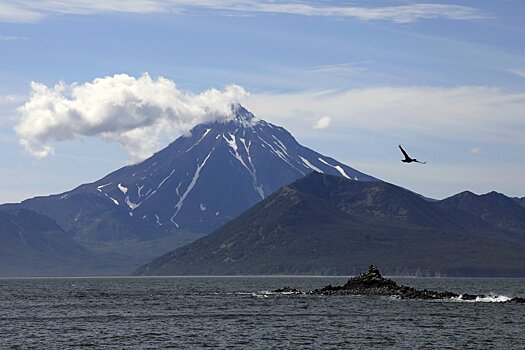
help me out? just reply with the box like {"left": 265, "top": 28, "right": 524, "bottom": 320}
{"left": 12, "top": 105, "right": 378, "bottom": 241}
{"left": 227, "top": 103, "right": 258, "bottom": 127}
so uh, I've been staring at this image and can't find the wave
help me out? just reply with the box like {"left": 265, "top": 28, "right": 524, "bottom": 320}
{"left": 452, "top": 294, "right": 512, "bottom": 303}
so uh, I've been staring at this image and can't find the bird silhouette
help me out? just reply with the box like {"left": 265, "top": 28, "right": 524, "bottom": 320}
{"left": 399, "top": 145, "right": 426, "bottom": 164}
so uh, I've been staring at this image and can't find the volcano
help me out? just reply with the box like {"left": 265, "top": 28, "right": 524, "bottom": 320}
{"left": 2, "top": 105, "right": 377, "bottom": 246}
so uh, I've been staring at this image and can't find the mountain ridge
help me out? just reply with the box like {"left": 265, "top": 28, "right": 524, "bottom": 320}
{"left": 439, "top": 190, "right": 525, "bottom": 236}
{"left": 135, "top": 173, "right": 525, "bottom": 277}
{"left": 0, "top": 209, "right": 133, "bottom": 276}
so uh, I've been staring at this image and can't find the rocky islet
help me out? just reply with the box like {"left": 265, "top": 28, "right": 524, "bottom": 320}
{"left": 276, "top": 266, "right": 525, "bottom": 303}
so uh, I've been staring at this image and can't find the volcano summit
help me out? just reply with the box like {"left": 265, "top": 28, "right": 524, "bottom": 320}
{"left": 1, "top": 105, "right": 376, "bottom": 272}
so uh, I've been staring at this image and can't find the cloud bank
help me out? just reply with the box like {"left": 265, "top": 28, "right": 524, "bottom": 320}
{"left": 0, "top": 1, "right": 484, "bottom": 24}
{"left": 244, "top": 86, "right": 525, "bottom": 199}
{"left": 246, "top": 86, "right": 525, "bottom": 144}
{"left": 16, "top": 73, "right": 247, "bottom": 160}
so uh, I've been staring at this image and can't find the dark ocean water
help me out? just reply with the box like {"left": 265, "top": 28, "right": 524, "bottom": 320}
{"left": 1, "top": 276, "right": 524, "bottom": 349}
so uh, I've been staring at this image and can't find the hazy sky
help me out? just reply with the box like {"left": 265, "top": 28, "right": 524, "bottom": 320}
{"left": 1, "top": 0, "right": 524, "bottom": 203}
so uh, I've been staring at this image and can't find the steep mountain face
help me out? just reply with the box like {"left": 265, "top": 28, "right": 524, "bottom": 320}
{"left": 0, "top": 209, "right": 84, "bottom": 256}
{"left": 0, "top": 209, "right": 132, "bottom": 276}
{"left": 288, "top": 175, "right": 462, "bottom": 230}
{"left": 2, "top": 193, "right": 159, "bottom": 242}
{"left": 438, "top": 191, "right": 525, "bottom": 236}
{"left": 135, "top": 173, "right": 525, "bottom": 277}
{"left": 2, "top": 104, "right": 376, "bottom": 243}
{"left": 515, "top": 197, "right": 525, "bottom": 209}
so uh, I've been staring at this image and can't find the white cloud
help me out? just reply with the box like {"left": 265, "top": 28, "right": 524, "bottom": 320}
{"left": 234, "top": 2, "right": 485, "bottom": 23}
{"left": 245, "top": 86, "right": 525, "bottom": 144}
{"left": 0, "top": 94, "right": 25, "bottom": 127}
{"left": 0, "top": 0, "right": 163, "bottom": 22}
{"left": 15, "top": 73, "right": 247, "bottom": 160}
{"left": 469, "top": 147, "right": 482, "bottom": 156}
{"left": 0, "top": 35, "right": 28, "bottom": 41}
{"left": 509, "top": 68, "right": 525, "bottom": 80}
{"left": 0, "top": 1, "right": 485, "bottom": 23}
{"left": 313, "top": 116, "right": 331, "bottom": 130}
{"left": 310, "top": 62, "right": 369, "bottom": 75}
{"left": 1, "top": 94, "right": 23, "bottom": 102}
{"left": 0, "top": 2, "right": 43, "bottom": 23}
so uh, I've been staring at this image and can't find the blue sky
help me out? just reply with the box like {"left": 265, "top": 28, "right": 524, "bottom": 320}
{"left": 1, "top": 0, "right": 524, "bottom": 202}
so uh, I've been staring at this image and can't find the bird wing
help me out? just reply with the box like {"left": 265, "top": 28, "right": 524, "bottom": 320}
{"left": 398, "top": 145, "right": 411, "bottom": 160}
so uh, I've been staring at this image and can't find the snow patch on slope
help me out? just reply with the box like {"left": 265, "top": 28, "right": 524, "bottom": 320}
{"left": 187, "top": 128, "right": 211, "bottom": 152}
{"left": 118, "top": 183, "right": 128, "bottom": 194}
{"left": 272, "top": 135, "right": 288, "bottom": 151}
{"left": 257, "top": 136, "right": 305, "bottom": 175}
{"left": 106, "top": 194, "right": 119, "bottom": 206}
{"left": 96, "top": 182, "right": 112, "bottom": 192}
{"left": 223, "top": 133, "right": 249, "bottom": 170}
{"left": 171, "top": 149, "right": 215, "bottom": 227}
{"left": 240, "top": 137, "right": 264, "bottom": 199}
{"left": 155, "top": 214, "right": 162, "bottom": 226}
{"left": 125, "top": 197, "right": 141, "bottom": 210}
{"left": 157, "top": 169, "right": 176, "bottom": 190}
{"left": 137, "top": 184, "right": 144, "bottom": 197}
{"left": 225, "top": 133, "right": 264, "bottom": 199}
{"left": 318, "top": 158, "right": 351, "bottom": 179}
{"left": 300, "top": 156, "right": 323, "bottom": 173}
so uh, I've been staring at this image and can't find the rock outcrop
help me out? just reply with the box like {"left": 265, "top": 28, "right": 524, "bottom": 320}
{"left": 273, "top": 287, "right": 301, "bottom": 294}
{"left": 310, "top": 265, "right": 458, "bottom": 300}
{"left": 275, "top": 266, "right": 525, "bottom": 303}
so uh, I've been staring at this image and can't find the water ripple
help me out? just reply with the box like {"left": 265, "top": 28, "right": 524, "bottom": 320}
{"left": 0, "top": 276, "right": 524, "bottom": 349}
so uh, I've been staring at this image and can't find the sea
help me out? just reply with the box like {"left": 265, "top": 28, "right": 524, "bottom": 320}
{"left": 1, "top": 276, "right": 524, "bottom": 349}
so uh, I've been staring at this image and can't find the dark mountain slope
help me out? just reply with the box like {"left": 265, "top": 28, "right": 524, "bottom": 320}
{"left": 514, "top": 197, "right": 525, "bottom": 208}
{"left": 289, "top": 174, "right": 462, "bottom": 229}
{"left": 2, "top": 193, "right": 160, "bottom": 242}
{"left": 439, "top": 191, "right": 525, "bottom": 237}
{"left": 135, "top": 173, "right": 525, "bottom": 277}
{"left": 0, "top": 209, "right": 132, "bottom": 276}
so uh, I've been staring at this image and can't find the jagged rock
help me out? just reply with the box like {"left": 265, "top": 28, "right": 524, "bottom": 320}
{"left": 308, "top": 265, "right": 458, "bottom": 299}
{"left": 507, "top": 297, "right": 525, "bottom": 303}
{"left": 342, "top": 265, "right": 398, "bottom": 290}
{"left": 460, "top": 293, "right": 479, "bottom": 301}
{"left": 275, "top": 265, "right": 525, "bottom": 303}
{"left": 273, "top": 287, "right": 301, "bottom": 294}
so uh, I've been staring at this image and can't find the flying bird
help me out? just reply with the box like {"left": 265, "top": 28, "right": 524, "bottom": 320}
{"left": 398, "top": 145, "right": 426, "bottom": 164}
